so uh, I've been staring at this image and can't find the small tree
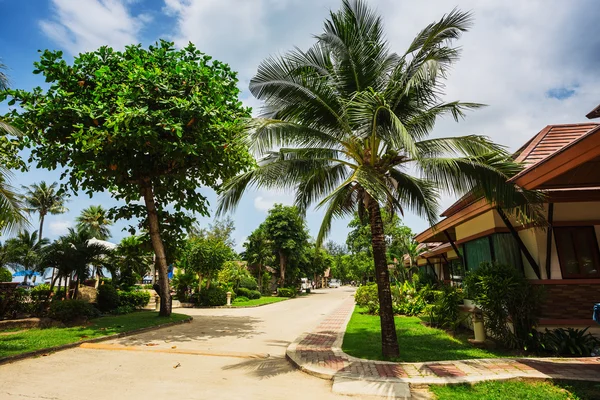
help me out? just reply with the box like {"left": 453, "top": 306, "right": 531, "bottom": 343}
{"left": 183, "top": 236, "right": 233, "bottom": 293}
{"left": 5, "top": 41, "right": 253, "bottom": 316}
{"left": 242, "top": 224, "right": 274, "bottom": 292}
{"left": 76, "top": 205, "right": 113, "bottom": 240}
{"left": 262, "top": 204, "right": 309, "bottom": 287}
{"left": 5, "top": 230, "right": 49, "bottom": 284}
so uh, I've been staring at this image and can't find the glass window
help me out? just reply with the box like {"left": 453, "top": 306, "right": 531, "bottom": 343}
{"left": 554, "top": 227, "right": 600, "bottom": 278}
{"left": 464, "top": 236, "right": 492, "bottom": 271}
{"left": 492, "top": 233, "right": 523, "bottom": 270}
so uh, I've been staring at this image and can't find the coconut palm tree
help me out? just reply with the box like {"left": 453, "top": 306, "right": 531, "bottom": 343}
{"left": 21, "top": 181, "right": 68, "bottom": 240}
{"left": 4, "top": 230, "right": 49, "bottom": 283}
{"left": 217, "top": 1, "right": 542, "bottom": 358}
{"left": 76, "top": 205, "right": 112, "bottom": 240}
{"left": 0, "top": 61, "right": 27, "bottom": 235}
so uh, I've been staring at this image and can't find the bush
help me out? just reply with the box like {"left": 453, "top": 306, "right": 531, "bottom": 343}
{"left": 236, "top": 287, "right": 252, "bottom": 298}
{"left": 49, "top": 299, "right": 99, "bottom": 323}
{"left": 355, "top": 283, "right": 378, "bottom": 307}
{"left": 172, "top": 270, "right": 198, "bottom": 302}
{"left": 97, "top": 284, "right": 120, "bottom": 312}
{"left": 29, "top": 284, "right": 53, "bottom": 316}
{"left": 464, "top": 262, "right": 544, "bottom": 350}
{"left": 0, "top": 267, "right": 12, "bottom": 282}
{"left": 427, "top": 285, "right": 464, "bottom": 331}
{"left": 110, "top": 305, "right": 136, "bottom": 315}
{"left": 277, "top": 288, "right": 296, "bottom": 298}
{"left": 233, "top": 296, "right": 249, "bottom": 304}
{"left": 239, "top": 276, "right": 258, "bottom": 290}
{"left": 248, "top": 290, "right": 261, "bottom": 300}
{"left": 118, "top": 290, "right": 150, "bottom": 309}
{"left": 197, "top": 286, "right": 230, "bottom": 306}
{"left": 542, "top": 327, "right": 599, "bottom": 356}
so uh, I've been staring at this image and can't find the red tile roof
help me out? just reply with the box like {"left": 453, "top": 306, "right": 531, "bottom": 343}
{"left": 514, "top": 123, "right": 599, "bottom": 167}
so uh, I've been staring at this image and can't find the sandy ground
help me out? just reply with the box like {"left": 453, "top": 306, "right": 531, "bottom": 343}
{"left": 0, "top": 287, "right": 366, "bottom": 400}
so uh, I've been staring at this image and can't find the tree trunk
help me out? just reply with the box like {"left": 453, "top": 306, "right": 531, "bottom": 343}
{"left": 279, "top": 250, "right": 286, "bottom": 287}
{"left": 39, "top": 214, "right": 45, "bottom": 241}
{"left": 258, "top": 264, "right": 262, "bottom": 293}
{"left": 206, "top": 277, "right": 211, "bottom": 290}
{"left": 141, "top": 182, "right": 171, "bottom": 317}
{"left": 367, "top": 198, "right": 400, "bottom": 359}
{"left": 197, "top": 274, "right": 203, "bottom": 294}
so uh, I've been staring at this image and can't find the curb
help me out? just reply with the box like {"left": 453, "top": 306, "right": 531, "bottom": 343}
{"left": 285, "top": 301, "right": 600, "bottom": 387}
{"left": 0, "top": 315, "right": 193, "bottom": 366}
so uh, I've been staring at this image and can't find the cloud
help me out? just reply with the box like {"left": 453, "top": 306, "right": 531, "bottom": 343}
{"left": 39, "top": 0, "right": 151, "bottom": 55}
{"left": 47, "top": 220, "right": 72, "bottom": 236}
{"left": 253, "top": 190, "right": 294, "bottom": 212}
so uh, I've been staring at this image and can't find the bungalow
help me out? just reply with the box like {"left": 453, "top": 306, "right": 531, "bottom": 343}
{"left": 412, "top": 108, "right": 600, "bottom": 332}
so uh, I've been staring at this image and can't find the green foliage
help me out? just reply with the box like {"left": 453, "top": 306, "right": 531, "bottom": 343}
{"left": 354, "top": 283, "right": 378, "bottom": 313}
{"left": 242, "top": 224, "right": 274, "bottom": 291}
{"left": 102, "top": 235, "right": 152, "bottom": 288}
{"left": 110, "top": 305, "right": 135, "bottom": 315}
{"left": 118, "top": 290, "right": 150, "bottom": 309}
{"left": 183, "top": 236, "right": 233, "bottom": 284}
{"left": 277, "top": 288, "right": 296, "bottom": 298}
{"left": 236, "top": 287, "right": 261, "bottom": 300}
{"left": 239, "top": 275, "right": 258, "bottom": 290}
{"left": 427, "top": 285, "right": 465, "bottom": 331}
{"left": 49, "top": 299, "right": 99, "bottom": 323}
{"left": 76, "top": 205, "right": 112, "bottom": 240}
{"left": 96, "top": 284, "right": 120, "bottom": 312}
{"left": 0, "top": 267, "right": 11, "bottom": 282}
{"left": 217, "top": 261, "right": 251, "bottom": 290}
{"left": 171, "top": 270, "right": 198, "bottom": 302}
{"left": 233, "top": 296, "right": 249, "bottom": 304}
{"left": 197, "top": 286, "right": 230, "bottom": 306}
{"left": 541, "top": 327, "right": 599, "bottom": 357}
{"left": 464, "top": 262, "right": 544, "bottom": 350}
{"left": 0, "top": 285, "right": 25, "bottom": 319}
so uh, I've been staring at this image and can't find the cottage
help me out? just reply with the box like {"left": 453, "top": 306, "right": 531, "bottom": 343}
{"left": 413, "top": 108, "right": 600, "bottom": 332}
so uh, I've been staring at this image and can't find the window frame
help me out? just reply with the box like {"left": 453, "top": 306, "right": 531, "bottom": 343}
{"left": 554, "top": 226, "right": 600, "bottom": 279}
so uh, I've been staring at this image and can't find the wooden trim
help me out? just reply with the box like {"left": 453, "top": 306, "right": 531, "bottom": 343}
{"left": 529, "top": 279, "right": 600, "bottom": 285}
{"left": 554, "top": 226, "right": 600, "bottom": 279}
{"left": 553, "top": 220, "right": 600, "bottom": 226}
{"left": 548, "top": 189, "right": 600, "bottom": 203}
{"left": 545, "top": 203, "right": 554, "bottom": 280}
{"left": 539, "top": 319, "right": 595, "bottom": 326}
{"left": 455, "top": 227, "right": 510, "bottom": 245}
{"left": 497, "top": 206, "right": 541, "bottom": 279}
{"left": 415, "top": 199, "right": 493, "bottom": 242}
{"left": 512, "top": 125, "right": 600, "bottom": 189}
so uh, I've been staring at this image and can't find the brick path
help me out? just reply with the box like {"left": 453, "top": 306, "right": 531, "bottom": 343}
{"left": 286, "top": 296, "right": 600, "bottom": 384}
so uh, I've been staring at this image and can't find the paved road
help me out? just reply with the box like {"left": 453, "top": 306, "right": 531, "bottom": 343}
{"left": 0, "top": 287, "right": 360, "bottom": 400}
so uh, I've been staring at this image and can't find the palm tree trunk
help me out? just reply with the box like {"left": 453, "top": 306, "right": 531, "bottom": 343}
{"left": 367, "top": 198, "right": 400, "bottom": 359}
{"left": 279, "top": 250, "right": 286, "bottom": 287}
{"left": 38, "top": 214, "right": 45, "bottom": 241}
{"left": 141, "top": 182, "right": 171, "bottom": 317}
{"left": 258, "top": 264, "right": 262, "bottom": 293}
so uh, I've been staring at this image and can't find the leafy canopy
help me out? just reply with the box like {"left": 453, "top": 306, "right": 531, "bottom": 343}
{"left": 4, "top": 40, "right": 254, "bottom": 233}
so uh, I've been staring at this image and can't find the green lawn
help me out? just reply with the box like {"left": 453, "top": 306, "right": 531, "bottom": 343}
{"left": 342, "top": 307, "right": 508, "bottom": 362}
{"left": 0, "top": 311, "right": 189, "bottom": 358}
{"left": 429, "top": 379, "right": 600, "bottom": 400}
{"left": 231, "top": 296, "right": 288, "bottom": 307}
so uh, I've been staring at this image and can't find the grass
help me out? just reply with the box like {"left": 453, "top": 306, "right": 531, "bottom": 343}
{"left": 429, "top": 379, "right": 600, "bottom": 400}
{"left": 0, "top": 311, "right": 189, "bottom": 358}
{"left": 230, "top": 296, "right": 288, "bottom": 307}
{"left": 342, "top": 307, "right": 509, "bottom": 362}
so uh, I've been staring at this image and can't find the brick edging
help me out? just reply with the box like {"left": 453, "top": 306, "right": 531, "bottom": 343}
{"left": 0, "top": 315, "right": 193, "bottom": 366}
{"left": 285, "top": 298, "right": 600, "bottom": 385}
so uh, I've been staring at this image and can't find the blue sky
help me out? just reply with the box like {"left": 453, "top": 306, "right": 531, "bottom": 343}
{"left": 1, "top": 0, "right": 599, "bottom": 250}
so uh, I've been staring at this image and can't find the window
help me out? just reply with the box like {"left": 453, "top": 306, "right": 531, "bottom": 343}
{"left": 462, "top": 233, "right": 523, "bottom": 271}
{"left": 554, "top": 226, "right": 600, "bottom": 278}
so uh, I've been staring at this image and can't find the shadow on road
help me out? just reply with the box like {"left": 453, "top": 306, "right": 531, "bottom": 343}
{"left": 222, "top": 355, "right": 296, "bottom": 379}
{"left": 113, "top": 315, "right": 263, "bottom": 346}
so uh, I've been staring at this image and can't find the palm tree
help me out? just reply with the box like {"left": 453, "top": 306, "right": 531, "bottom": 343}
{"left": 4, "top": 230, "right": 49, "bottom": 283}
{"left": 0, "top": 61, "right": 27, "bottom": 235}
{"left": 45, "top": 228, "right": 108, "bottom": 297}
{"left": 76, "top": 205, "right": 113, "bottom": 240}
{"left": 217, "top": 1, "right": 542, "bottom": 358}
{"left": 21, "top": 181, "right": 68, "bottom": 239}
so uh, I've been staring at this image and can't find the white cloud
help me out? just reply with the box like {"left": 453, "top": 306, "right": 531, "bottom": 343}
{"left": 253, "top": 189, "right": 294, "bottom": 212}
{"left": 47, "top": 220, "right": 72, "bottom": 236}
{"left": 39, "top": 0, "right": 151, "bottom": 55}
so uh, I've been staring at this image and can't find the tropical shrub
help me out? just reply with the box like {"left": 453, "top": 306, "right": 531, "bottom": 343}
{"left": 28, "top": 284, "right": 53, "bottom": 316}
{"left": 0, "top": 286, "right": 25, "bottom": 319}
{"left": 172, "top": 270, "right": 198, "bottom": 302}
{"left": 97, "top": 284, "right": 120, "bottom": 312}
{"left": 464, "top": 262, "right": 544, "bottom": 350}
{"left": 0, "top": 267, "right": 12, "bottom": 282}
{"left": 111, "top": 305, "right": 135, "bottom": 315}
{"left": 427, "top": 285, "right": 465, "bottom": 331}
{"left": 355, "top": 283, "right": 378, "bottom": 307}
{"left": 49, "top": 299, "right": 99, "bottom": 323}
{"left": 236, "top": 287, "right": 253, "bottom": 298}
{"left": 248, "top": 290, "right": 261, "bottom": 300}
{"left": 239, "top": 276, "right": 258, "bottom": 290}
{"left": 218, "top": 261, "right": 251, "bottom": 290}
{"left": 233, "top": 296, "right": 249, "bottom": 304}
{"left": 197, "top": 286, "right": 230, "bottom": 306}
{"left": 277, "top": 288, "right": 296, "bottom": 298}
{"left": 118, "top": 290, "right": 150, "bottom": 309}
{"left": 542, "top": 327, "right": 599, "bottom": 356}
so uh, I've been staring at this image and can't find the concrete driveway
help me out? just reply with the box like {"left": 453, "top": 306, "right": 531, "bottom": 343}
{"left": 0, "top": 287, "right": 360, "bottom": 400}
